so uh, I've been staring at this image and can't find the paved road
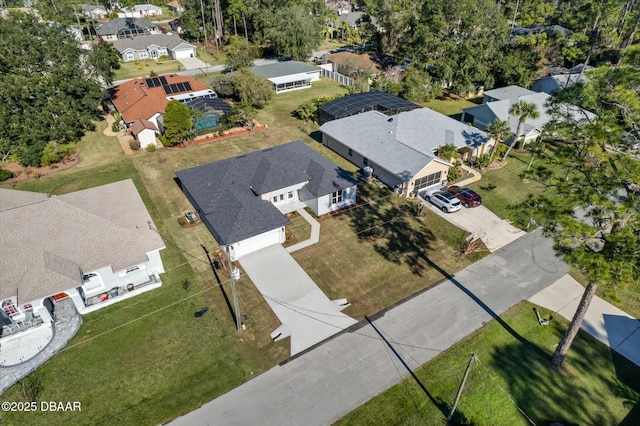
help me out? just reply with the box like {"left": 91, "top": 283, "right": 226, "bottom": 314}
{"left": 170, "top": 229, "right": 568, "bottom": 425}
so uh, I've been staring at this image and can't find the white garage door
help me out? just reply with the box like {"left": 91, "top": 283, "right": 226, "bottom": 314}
{"left": 231, "top": 229, "right": 282, "bottom": 260}
{"left": 173, "top": 49, "right": 194, "bottom": 59}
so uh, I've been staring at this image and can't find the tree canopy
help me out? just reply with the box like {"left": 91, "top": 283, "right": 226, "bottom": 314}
{"left": 520, "top": 65, "right": 640, "bottom": 369}
{"left": 162, "top": 100, "right": 193, "bottom": 146}
{"left": 0, "top": 12, "right": 119, "bottom": 166}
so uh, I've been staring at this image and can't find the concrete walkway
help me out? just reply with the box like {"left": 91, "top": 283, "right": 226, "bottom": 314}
{"left": 170, "top": 230, "right": 569, "bottom": 425}
{"left": 286, "top": 208, "right": 320, "bottom": 253}
{"left": 455, "top": 164, "right": 482, "bottom": 187}
{"left": 530, "top": 275, "right": 640, "bottom": 367}
{"left": 0, "top": 298, "right": 81, "bottom": 394}
{"left": 239, "top": 245, "right": 357, "bottom": 356}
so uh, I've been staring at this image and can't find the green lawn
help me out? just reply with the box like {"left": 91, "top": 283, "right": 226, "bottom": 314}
{"left": 336, "top": 301, "right": 640, "bottom": 425}
{"left": 0, "top": 80, "right": 489, "bottom": 425}
{"left": 114, "top": 60, "right": 184, "bottom": 81}
{"left": 422, "top": 96, "right": 479, "bottom": 120}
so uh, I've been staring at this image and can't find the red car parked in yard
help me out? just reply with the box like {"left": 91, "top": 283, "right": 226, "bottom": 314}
{"left": 447, "top": 186, "right": 482, "bottom": 207}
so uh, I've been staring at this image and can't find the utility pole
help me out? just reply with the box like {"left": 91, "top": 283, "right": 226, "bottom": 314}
{"left": 447, "top": 353, "right": 476, "bottom": 423}
{"left": 227, "top": 247, "right": 241, "bottom": 331}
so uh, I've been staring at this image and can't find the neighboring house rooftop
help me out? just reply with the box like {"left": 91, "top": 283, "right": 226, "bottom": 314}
{"left": 320, "top": 108, "right": 488, "bottom": 182}
{"left": 251, "top": 61, "right": 319, "bottom": 79}
{"left": 130, "top": 119, "right": 157, "bottom": 136}
{"left": 318, "top": 91, "right": 420, "bottom": 124}
{"left": 81, "top": 4, "right": 107, "bottom": 14}
{"left": 483, "top": 85, "right": 536, "bottom": 103}
{"left": 532, "top": 72, "right": 588, "bottom": 95}
{"left": 326, "top": 51, "right": 382, "bottom": 73}
{"left": 0, "top": 180, "right": 165, "bottom": 303}
{"left": 96, "top": 17, "right": 157, "bottom": 37}
{"left": 176, "top": 141, "right": 358, "bottom": 246}
{"left": 110, "top": 74, "right": 211, "bottom": 123}
{"left": 112, "top": 34, "right": 194, "bottom": 53}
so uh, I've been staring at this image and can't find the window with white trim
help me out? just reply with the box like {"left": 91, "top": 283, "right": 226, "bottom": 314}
{"left": 126, "top": 266, "right": 140, "bottom": 274}
{"left": 331, "top": 190, "right": 343, "bottom": 205}
{"left": 288, "top": 191, "right": 294, "bottom": 199}
{"left": 348, "top": 148, "right": 353, "bottom": 157}
{"left": 363, "top": 158, "right": 368, "bottom": 166}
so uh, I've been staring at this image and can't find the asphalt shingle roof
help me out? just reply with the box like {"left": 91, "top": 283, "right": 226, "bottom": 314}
{"left": 251, "top": 61, "right": 319, "bottom": 79}
{"left": 176, "top": 142, "right": 358, "bottom": 245}
{"left": 112, "top": 34, "right": 194, "bottom": 53}
{"left": 320, "top": 109, "right": 488, "bottom": 181}
{"left": 96, "top": 18, "right": 157, "bottom": 36}
{"left": 0, "top": 180, "right": 165, "bottom": 303}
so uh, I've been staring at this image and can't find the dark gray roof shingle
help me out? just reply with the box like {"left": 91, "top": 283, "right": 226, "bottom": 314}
{"left": 177, "top": 142, "right": 358, "bottom": 245}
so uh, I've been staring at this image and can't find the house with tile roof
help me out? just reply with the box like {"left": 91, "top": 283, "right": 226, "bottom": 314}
{"left": 110, "top": 74, "right": 216, "bottom": 130}
{"left": 112, "top": 34, "right": 196, "bottom": 61}
{"left": 320, "top": 108, "right": 492, "bottom": 196}
{"left": 130, "top": 119, "right": 158, "bottom": 148}
{"left": 0, "top": 180, "right": 166, "bottom": 338}
{"left": 176, "top": 141, "right": 358, "bottom": 260}
{"left": 96, "top": 17, "right": 160, "bottom": 41}
{"left": 251, "top": 61, "right": 321, "bottom": 94}
{"left": 461, "top": 85, "right": 596, "bottom": 145}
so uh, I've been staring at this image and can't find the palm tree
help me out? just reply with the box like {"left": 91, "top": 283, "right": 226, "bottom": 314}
{"left": 504, "top": 100, "right": 540, "bottom": 159}
{"left": 485, "top": 118, "right": 513, "bottom": 162}
{"left": 437, "top": 144, "right": 460, "bottom": 163}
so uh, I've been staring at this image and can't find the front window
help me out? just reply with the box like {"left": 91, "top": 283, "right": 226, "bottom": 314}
{"left": 348, "top": 148, "right": 353, "bottom": 157}
{"left": 288, "top": 191, "right": 294, "bottom": 199}
{"left": 331, "top": 190, "right": 343, "bottom": 205}
{"left": 363, "top": 158, "right": 368, "bottom": 166}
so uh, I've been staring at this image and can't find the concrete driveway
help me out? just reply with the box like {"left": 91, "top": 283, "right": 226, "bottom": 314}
{"left": 170, "top": 230, "right": 569, "bottom": 426}
{"left": 421, "top": 200, "right": 525, "bottom": 252}
{"left": 239, "top": 245, "right": 357, "bottom": 356}
{"left": 177, "top": 56, "right": 209, "bottom": 70}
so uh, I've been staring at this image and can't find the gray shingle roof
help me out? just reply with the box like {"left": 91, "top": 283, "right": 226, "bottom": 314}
{"left": 531, "top": 73, "right": 588, "bottom": 95}
{"left": 483, "top": 85, "right": 536, "bottom": 103}
{"left": 112, "top": 34, "right": 194, "bottom": 52}
{"left": 320, "top": 109, "right": 488, "bottom": 181}
{"left": 251, "top": 61, "right": 319, "bottom": 79}
{"left": 0, "top": 180, "right": 165, "bottom": 303}
{"left": 96, "top": 18, "right": 157, "bottom": 36}
{"left": 176, "top": 141, "right": 358, "bottom": 245}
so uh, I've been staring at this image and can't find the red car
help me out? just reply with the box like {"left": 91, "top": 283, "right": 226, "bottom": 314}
{"left": 447, "top": 186, "right": 482, "bottom": 207}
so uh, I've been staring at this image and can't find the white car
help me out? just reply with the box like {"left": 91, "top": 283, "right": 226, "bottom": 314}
{"left": 419, "top": 190, "right": 462, "bottom": 213}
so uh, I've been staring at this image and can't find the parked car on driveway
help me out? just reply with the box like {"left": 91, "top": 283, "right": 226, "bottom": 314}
{"left": 447, "top": 186, "right": 482, "bottom": 208}
{"left": 418, "top": 189, "right": 462, "bottom": 213}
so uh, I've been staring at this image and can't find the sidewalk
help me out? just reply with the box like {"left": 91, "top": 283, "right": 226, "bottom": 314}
{"left": 529, "top": 275, "right": 640, "bottom": 367}
{"left": 286, "top": 208, "right": 320, "bottom": 253}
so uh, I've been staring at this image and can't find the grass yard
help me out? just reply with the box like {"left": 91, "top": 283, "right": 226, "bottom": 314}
{"left": 284, "top": 213, "right": 312, "bottom": 247}
{"left": 422, "top": 96, "right": 479, "bottom": 120}
{"left": 336, "top": 301, "right": 640, "bottom": 425}
{"left": 113, "top": 60, "right": 185, "bottom": 81}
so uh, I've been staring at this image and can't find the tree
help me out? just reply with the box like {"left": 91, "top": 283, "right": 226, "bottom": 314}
{"left": 485, "top": 119, "right": 513, "bottom": 162}
{"left": 0, "top": 12, "right": 109, "bottom": 166}
{"left": 507, "top": 100, "right": 540, "bottom": 154}
{"left": 231, "top": 69, "right": 273, "bottom": 108}
{"left": 260, "top": 5, "right": 322, "bottom": 59}
{"left": 223, "top": 102, "right": 257, "bottom": 130}
{"left": 162, "top": 100, "right": 193, "bottom": 146}
{"left": 522, "top": 66, "right": 640, "bottom": 370}
{"left": 224, "top": 35, "right": 258, "bottom": 72}
{"left": 85, "top": 40, "right": 121, "bottom": 86}
{"left": 437, "top": 144, "right": 460, "bottom": 162}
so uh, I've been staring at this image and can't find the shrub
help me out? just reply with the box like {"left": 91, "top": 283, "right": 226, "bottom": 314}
{"left": 112, "top": 122, "right": 119, "bottom": 132}
{"left": 41, "top": 142, "right": 76, "bottom": 166}
{"left": 447, "top": 166, "right": 461, "bottom": 182}
{"left": 177, "top": 216, "right": 187, "bottom": 226}
{"left": 129, "top": 139, "right": 141, "bottom": 150}
{"left": 149, "top": 69, "right": 158, "bottom": 77}
{"left": 0, "top": 168, "right": 14, "bottom": 181}
{"left": 158, "top": 55, "right": 171, "bottom": 62}
{"left": 146, "top": 144, "right": 156, "bottom": 153}
{"left": 475, "top": 153, "right": 491, "bottom": 169}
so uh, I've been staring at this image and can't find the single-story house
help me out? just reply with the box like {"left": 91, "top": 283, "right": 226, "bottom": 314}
{"left": 325, "top": 51, "right": 383, "bottom": 77}
{"left": 320, "top": 108, "right": 492, "bottom": 196}
{"left": 251, "top": 61, "right": 321, "bottom": 94}
{"left": 81, "top": 4, "right": 108, "bottom": 19}
{"left": 0, "top": 179, "right": 166, "bottom": 337}
{"left": 167, "top": 0, "right": 184, "bottom": 13}
{"left": 318, "top": 91, "right": 420, "bottom": 124}
{"left": 461, "top": 85, "right": 595, "bottom": 145}
{"left": 176, "top": 141, "right": 358, "bottom": 260}
{"left": 110, "top": 74, "right": 214, "bottom": 129}
{"left": 96, "top": 17, "right": 159, "bottom": 41}
{"left": 112, "top": 34, "right": 196, "bottom": 61}
{"left": 130, "top": 119, "right": 158, "bottom": 148}
{"left": 118, "top": 4, "right": 162, "bottom": 18}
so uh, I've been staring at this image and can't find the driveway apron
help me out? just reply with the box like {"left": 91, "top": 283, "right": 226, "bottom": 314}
{"left": 239, "top": 245, "right": 357, "bottom": 356}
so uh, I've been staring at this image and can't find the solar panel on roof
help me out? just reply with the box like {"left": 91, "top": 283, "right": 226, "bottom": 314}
{"left": 162, "top": 85, "right": 171, "bottom": 94}
{"left": 145, "top": 78, "right": 154, "bottom": 87}
{"left": 184, "top": 82, "right": 192, "bottom": 91}
{"left": 160, "top": 76, "right": 168, "bottom": 85}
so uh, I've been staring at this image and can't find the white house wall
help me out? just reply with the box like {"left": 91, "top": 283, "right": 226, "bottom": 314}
{"left": 315, "top": 185, "right": 357, "bottom": 216}
{"left": 261, "top": 182, "right": 308, "bottom": 206}
{"left": 228, "top": 228, "right": 284, "bottom": 261}
{"left": 137, "top": 129, "right": 157, "bottom": 148}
